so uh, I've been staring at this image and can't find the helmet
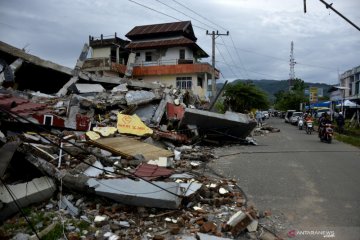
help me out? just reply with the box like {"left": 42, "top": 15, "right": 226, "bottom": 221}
{"left": 339, "top": 112, "right": 343, "bottom": 115}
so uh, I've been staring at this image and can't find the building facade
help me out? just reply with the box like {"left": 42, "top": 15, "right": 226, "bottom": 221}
{"left": 340, "top": 65, "right": 360, "bottom": 100}
{"left": 82, "top": 21, "right": 218, "bottom": 99}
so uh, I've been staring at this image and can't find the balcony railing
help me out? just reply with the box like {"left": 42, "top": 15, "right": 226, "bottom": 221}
{"left": 82, "top": 56, "right": 219, "bottom": 78}
{"left": 134, "top": 58, "right": 195, "bottom": 67}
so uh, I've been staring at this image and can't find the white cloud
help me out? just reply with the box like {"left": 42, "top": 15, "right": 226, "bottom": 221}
{"left": 0, "top": 0, "right": 358, "bottom": 84}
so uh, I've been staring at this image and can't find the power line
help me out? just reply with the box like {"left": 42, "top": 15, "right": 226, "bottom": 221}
{"left": 229, "top": 35, "right": 250, "bottom": 79}
{"left": 171, "top": 0, "right": 228, "bottom": 32}
{"left": 219, "top": 36, "right": 246, "bottom": 79}
{"left": 215, "top": 44, "right": 239, "bottom": 79}
{"left": 128, "top": 0, "right": 207, "bottom": 31}
{"left": 216, "top": 42, "right": 339, "bottom": 72}
{"left": 215, "top": 60, "right": 285, "bottom": 79}
{"left": 154, "top": 0, "right": 214, "bottom": 30}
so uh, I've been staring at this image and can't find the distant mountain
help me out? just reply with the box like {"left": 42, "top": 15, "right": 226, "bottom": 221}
{"left": 220, "top": 79, "right": 332, "bottom": 102}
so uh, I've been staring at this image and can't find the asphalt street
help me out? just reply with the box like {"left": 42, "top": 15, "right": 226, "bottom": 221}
{"left": 209, "top": 117, "right": 360, "bottom": 239}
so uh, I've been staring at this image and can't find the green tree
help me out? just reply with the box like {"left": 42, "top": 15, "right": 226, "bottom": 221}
{"left": 274, "top": 79, "right": 308, "bottom": 111}
{"left": 223, "top": 82, "right": 269, "bottom": 112}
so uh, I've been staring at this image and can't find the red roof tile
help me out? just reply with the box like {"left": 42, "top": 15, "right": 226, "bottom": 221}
{"left": 0, "top": 94, "right": 50, "bottom": 116}
{"left": 134, "top": 163, "right": 173, "bottom": 181}
{"left": 126, "top": 21, "right": 192, "bottom": 39}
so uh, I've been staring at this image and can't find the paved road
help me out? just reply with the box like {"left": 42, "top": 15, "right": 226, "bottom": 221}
{"left": 209, "top": 117, "right": 360, "bottom": 239}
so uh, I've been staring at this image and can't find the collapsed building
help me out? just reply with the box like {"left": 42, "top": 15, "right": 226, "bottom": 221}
{"left": 0, "top": 21, "right": 280, "bottom": 240}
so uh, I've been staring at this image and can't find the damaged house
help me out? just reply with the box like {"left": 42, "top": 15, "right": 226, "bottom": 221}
{"left": 83, "top": 21, "right": 218, "bottom": 99}
{"left": 0, "top": 20, "right": 276, "bottom": 240}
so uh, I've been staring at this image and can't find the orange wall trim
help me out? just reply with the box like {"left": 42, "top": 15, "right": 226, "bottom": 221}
{"left": 111, "top": 63, "right": 219, "bottom": 78}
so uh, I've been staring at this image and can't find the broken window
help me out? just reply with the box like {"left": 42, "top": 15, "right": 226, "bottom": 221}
{"left": 43, "top": 115, "right": 53, "bottom": 126}
{"left": 179, "top": 49, "right": 185, "bottom": 60}
{"left": 197, "top": 77, "right": 203, "bottom": 87}
{"left": 145, "top": 52, "right": 152, "bottom": 62}
{"left": 176, "top": 77, "right": 192, "bottom": 90}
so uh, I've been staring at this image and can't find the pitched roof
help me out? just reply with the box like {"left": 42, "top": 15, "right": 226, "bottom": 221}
{"left": 126, "top": 21, "right": 196, "bottom": 41}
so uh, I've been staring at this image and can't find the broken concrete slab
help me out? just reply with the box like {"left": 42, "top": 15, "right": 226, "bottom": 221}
{"left": 111, "top": 83, "right": 128, "bottom": 93}
{"left": 59, "top": 196, "right": 79, "bottom": 217}
{"left": 226, "top": 210, "right": 253, "bottom": 236}
{"left": 0, "top": 141, "right": 20, "bottom": 177}
{"left": 122, "top": 79, "right": 162, "bottom": 90}
{"left": 87, "top": 178, "right": 181, "bottom": 209}
{"left": 180, "top": 109, "right": 257, "bottom": 140}
{"left": 151, "top": 95, "right": 169, "bottom": 126}
{"left": 0, "top": 176, "right": 56, "bottom": 221}
{"left": 75, "top": 83, "right": 105, "bottom": 93}
{"left": 125, "top": 90, "right": 155, "bottom": 105}
{"left": 0, "top": 41, "right": 73, "bottom": 76}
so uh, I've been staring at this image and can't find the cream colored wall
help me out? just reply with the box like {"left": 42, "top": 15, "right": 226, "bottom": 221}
{"left": 139, "top": 74, "right": 206, "bottom": 98}
{"left": 92, "top": 47, "right": 111, "bottom": 58}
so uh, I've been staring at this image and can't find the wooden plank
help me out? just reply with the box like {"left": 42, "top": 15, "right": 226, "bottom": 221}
{"left": 89, "top": 136, "right": 173, "bottom": 160}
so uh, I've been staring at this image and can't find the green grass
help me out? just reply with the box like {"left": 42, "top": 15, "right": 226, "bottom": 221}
{"left": 42, "top": 224, "right": 64, "bottom": 240}
{"left": 335, "top": 133, "right": 360, "bottom": 148}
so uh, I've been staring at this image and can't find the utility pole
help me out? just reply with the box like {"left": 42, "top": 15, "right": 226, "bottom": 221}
{"left": 206, "top": 30, "right": 229, "bottom": 98}
{"left": 289, "top": 41, "right": 296, "bottom": 91}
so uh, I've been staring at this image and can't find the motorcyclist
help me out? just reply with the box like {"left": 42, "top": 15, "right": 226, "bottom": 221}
{"left": 319, "top": 112, "right": 331, "bottom": 138}
{"left": 305, "top": 113, "right": 313, "bottom": 130}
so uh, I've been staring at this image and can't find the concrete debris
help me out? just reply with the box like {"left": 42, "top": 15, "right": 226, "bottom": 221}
{"left": 59, "top": 195, "right": 79, "bottom": 216}
{"left": 87, "top": 178, "right": 182, "bottom": 209}
{"left": 111, "top": 83, "right": 128, "bottom": 93}
{"left": 0, "top": 141, "right": 20, "bottom": 177}
{"left": 125, "top": 90, "right": 155, "bottom": 105}
{"left": 180, "top": 109, "right": 257, "bottom": 141}
{"left": 0, "top": 176, "right": 56, "bottom": 221}
{"left": 0, "top": 40, "right": 278, "bottom": 239}
{"left": 75, "top": 83, "right": 105, "bottom": 93}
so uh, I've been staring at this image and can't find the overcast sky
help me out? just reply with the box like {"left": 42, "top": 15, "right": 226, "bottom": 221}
{"left": 0, "top": 0, "right": 359, "bottom": 85}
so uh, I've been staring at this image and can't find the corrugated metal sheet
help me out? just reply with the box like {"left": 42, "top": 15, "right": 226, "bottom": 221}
{"left": 126, "top": 21, "right": 190, "bottom": 38}
{"left": 134, "top": 163, "right": 173, "bottom": 180}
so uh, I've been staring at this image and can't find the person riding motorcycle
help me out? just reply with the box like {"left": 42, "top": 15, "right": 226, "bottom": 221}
{"left": 318, "top": 113, "right": 331, "bottom": 138}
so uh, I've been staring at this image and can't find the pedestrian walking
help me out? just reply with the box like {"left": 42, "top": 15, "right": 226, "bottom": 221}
{"left": 336, "top": 112, "right": 345, "bottom": 134}
{"left": 255, "top": 110, "right": 263, "bottom": 127}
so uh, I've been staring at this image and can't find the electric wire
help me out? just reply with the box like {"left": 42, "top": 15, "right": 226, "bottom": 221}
{"left": 0, "top": 177, "right": 41, "bottom": 240}
{"left": 215, "top": 60, "right": 285, "bottom": 79}
{"left": 229, "top": 34, "right": 250, "bottom": 79}
{"left": 128, "top": 0, "right": 207, "bottom": 31}
{"left": 171, "top": 0, "right": 228, "bottom": 32}
{"left": 219, "top": 36, "right": 246, "bottom": 79}
{"left": 215, "top": 44, "right": 240, "bottom": 79}
{"left": 0, "top": 106, "right": 183, "bottom": 198}
{"left": 154, "top": 0, "right": 215, "bottom": 30}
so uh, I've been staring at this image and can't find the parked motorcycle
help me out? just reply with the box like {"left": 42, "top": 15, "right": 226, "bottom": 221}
{"left": 319, "top": 123, "right": 334, "bottom": 143}
{"left": 305, "top": 121, "right": 313, "bottom": 134}
{"left": 298, "top": 117, "right": 304, "bottom": 130}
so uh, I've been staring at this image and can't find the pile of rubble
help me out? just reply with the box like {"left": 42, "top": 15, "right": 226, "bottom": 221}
{"left": 0, "top": 42, "right": 281, "bottom": 239}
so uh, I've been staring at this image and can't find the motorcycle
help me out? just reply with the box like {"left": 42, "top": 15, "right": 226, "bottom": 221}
{"left": 298, "top": 117, "right": 304, "bottom": 130}
{"left": 319, "top": 123, "right": 334, "bottom": 143}
{"left": 305, "top": 120, "right": 313, "bottom": 134}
